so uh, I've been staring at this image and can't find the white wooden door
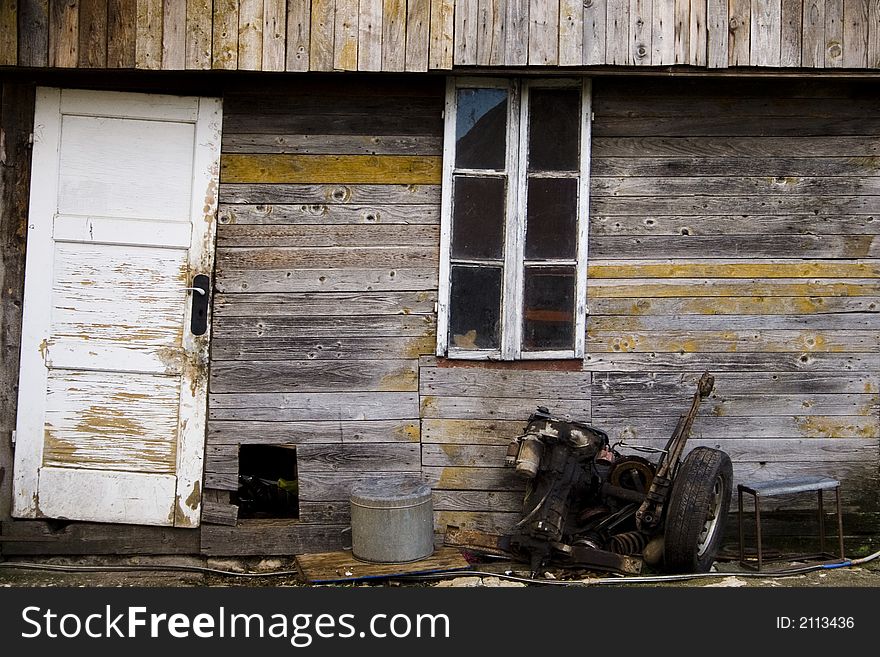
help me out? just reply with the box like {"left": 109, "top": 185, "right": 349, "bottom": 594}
{"left": 12, "top": 88, "right": 222, "bottom": 528}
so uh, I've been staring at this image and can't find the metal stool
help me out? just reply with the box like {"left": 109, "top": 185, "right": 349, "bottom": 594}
{"left": 738, "top": 475, "right": 845, "bottom": 571}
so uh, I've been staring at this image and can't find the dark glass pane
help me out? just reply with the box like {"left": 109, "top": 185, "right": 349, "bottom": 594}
{"left": 456, "top": 88, "right": 508, "bottom": 170}
{"left": 522, "top": 266, "right": 576, "bottom": 352}
{"left": 452, "top": 176, "right": 505, "bottom": 260}
{"left": 528, "top": 88, "right": 580, "bottom": 172}
{"left": 525, "top": 177, "right": 578, "bottom": 260}
{"left": 449, "top": 266, "right": 502, "bottom": 350}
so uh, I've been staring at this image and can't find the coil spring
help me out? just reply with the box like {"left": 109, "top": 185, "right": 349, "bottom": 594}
{"left": 609, "top": 531, "right": 649, "bottom": 555}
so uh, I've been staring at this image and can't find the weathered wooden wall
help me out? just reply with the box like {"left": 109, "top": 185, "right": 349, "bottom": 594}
{"left": 2, "top": 1, "right": 880, "bottom": 72}
{"left": 205, "top": 74, "right": 879, "bottom": 555}
{"left": 585, "top": 78, "right": 880, "bottom": 529}
{"left": 202, "top": 76, "right": 444, "bottom": 554}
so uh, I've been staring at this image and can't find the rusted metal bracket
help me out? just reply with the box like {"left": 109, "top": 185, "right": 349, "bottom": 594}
{"left": 636, "top": 371, "right": 715, "bottom": 532}
{"left": 444, "top": 525, "right": 642, "bottom": 576}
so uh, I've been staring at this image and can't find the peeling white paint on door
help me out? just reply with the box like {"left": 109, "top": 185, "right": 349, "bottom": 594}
{"left": 12, "top": 88, "right": 222, "bottom": 528}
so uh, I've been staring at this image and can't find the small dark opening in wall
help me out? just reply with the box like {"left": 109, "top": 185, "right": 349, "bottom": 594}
{"left": 235, "top": 445, "right": 299, "bottom": 519}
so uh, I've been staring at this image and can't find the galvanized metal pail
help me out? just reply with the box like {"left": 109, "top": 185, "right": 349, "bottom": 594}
{"left": 350, "top": 479, "right": 434, "bottom": 563}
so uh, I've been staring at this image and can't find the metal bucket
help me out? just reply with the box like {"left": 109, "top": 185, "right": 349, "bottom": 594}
{"left": 350, "top": 478, "right": 434, "bottom": 563}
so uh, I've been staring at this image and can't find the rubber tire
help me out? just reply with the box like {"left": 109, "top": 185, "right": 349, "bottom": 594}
{"left": 663, "top": 447, "right": 733, "bottom": 574}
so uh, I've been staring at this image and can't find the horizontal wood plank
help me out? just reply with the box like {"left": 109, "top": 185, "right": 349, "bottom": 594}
{"left": 586, "top": 279, "right": 880, "bottom": 298}
{"left": 420, "top": 396, "right": 591, "bottom": 420}
{"left": 212, "top": 314, "right": 435, "bottom": 338}
{"left": 0, "top": 521, "right": 198, "bottom": 555}
{"left": 209, "top": 359, "right": 419, "bottom": 392}
{"left": 423, "top": 414, "right": 879, "bottom": 442}
{"left": 208, "top": 419, "right": 421, "bottom": 444}
{"left": 590, "top": 313, "right": 878, "bottom": 331}
{"left": 589, "top": 296, "right": 878, "bottom": 316}
{"left": 592, "top": 136, "right": 880, "bottom": 157}
{"left": 219, "top": 203, "right": 441, "bottom": 225}
{"left": 200, "top": 522, "right": 350, "bottom": 555}
{"left": 209, "top": 392, "right": 420, "bottom": 421}
{"left": 592, "top": 393, "right": 877, "bottom": 417}
{"left": 422, "top": 438, "right": 878, "bottom": 467}
{"left": 213, "top": 291, "right": 436, "bottom": 316}
{"left": 216, "top": 223, "right": 439, "bottom": 246}
{"left": 591, "top": 195, "right": 880, "bottom": 215}
{"left": 210, "top": 335, "right": 436, "bottom": 360}
{"left": 219, "top": 183, "right": 440, "bottom": 205}
{"left": 593, "top": 175, "right": 880, "bottom": 197}
{"left": 222, "top": 133, "right": 442, "bottom": 155}
{"left": 591, "top": 214, "right": 880, "bottom": 236}
{"left": 587, "top": 329, "right": 880, "bottom": 353}
{"left": 216, "top": 267, "right": 438, "bottom": 293}
{"left": 221, "top": 154, "right": 442, "bottom": 184}
{"left": 592, "top": 158, "right": 880, "bottom": 178}
{"left": 588, "top": 235, "right": 880, "bottom": 259}
{"left": 296, "top": 471, "right": 423, "bottom": 501}
{"left": 587, "top": 259, "right": 880, "bottom": 279}
{"left": 592, "top": 371, "right": 879, "bottom": 395}
{"left": 297, "top": 443, "right": 421, "bottom": 471}
{"left": 419, "top": 367, "right": 591, "bottom": 398}
{"left": 582, "top": 352, "right": 880, "bottom": 372}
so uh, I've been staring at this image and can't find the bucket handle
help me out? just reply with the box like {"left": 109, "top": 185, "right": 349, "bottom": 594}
{"left": 341, "top": 526, "right": 352, "bottom": 551}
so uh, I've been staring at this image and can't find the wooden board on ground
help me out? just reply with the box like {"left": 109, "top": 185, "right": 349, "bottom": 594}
{"left": 295, "top": 546, "right": 470, "bottom": 583}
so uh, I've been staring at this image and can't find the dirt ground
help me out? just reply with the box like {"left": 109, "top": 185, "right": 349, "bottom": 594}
{"left": 1, "top": 553, "right": 878, "bottom": 588}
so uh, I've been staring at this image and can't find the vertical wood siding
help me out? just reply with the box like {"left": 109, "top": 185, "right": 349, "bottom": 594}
{"left": 4, "top": 1, "right": 880, "bottom": 71}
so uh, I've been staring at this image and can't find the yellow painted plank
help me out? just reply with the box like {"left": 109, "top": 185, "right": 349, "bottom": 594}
{"left": 588, "top": 260, "right": 880, "bottom": 279}
{"left": 220, "top": 154, "right": 443, "bottom": 184}
{"left": 586, "top": 279, "right": 880, "bottom": 298}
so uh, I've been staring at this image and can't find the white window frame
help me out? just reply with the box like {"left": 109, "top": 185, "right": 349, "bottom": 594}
{"left": 437, "top": 76, "right": 592, "bottom": 361}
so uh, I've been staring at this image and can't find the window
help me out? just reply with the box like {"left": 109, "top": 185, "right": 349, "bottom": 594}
{"left": 437, "top": 78, "right": 592, "bottom": 360}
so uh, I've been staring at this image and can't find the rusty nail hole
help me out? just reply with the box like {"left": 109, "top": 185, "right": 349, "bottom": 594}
{"left": 318, "top": 276, "right": 326, "bottom": 282}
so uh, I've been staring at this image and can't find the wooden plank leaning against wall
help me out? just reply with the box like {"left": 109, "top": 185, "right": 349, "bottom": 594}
{"left": 203, "top": 76, "right": 445, "bottom": 555}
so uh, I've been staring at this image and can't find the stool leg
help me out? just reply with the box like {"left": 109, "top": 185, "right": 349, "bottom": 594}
{"left": 836, "top": 487, "right": 845, "bottom": 560}
{"left": 755, "top": 493, "right": 763, "bottom": 571}
{"left": 738, "top": 489, "right": 744, "bottom": 563}
{"left": 818, "top": 489, "right": 826, "bottom": 555}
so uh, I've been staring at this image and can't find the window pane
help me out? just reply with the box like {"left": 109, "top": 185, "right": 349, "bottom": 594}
{"left": 528, "top": 88, "right": 580, "bottom": 172}
{"left": 449, "top": 266, "right": 502, "bottom": 350}
{"left": 522, "top": 266, "right": 576, "bottom": 352}
{"left": 452, "top": 176, "right": 506, "bottom": 260}
{"left": 525, "top": 178, "right": 577, "bottom": 260}
{"left": 456, "top": 88, "right": 508, "bottom": 170}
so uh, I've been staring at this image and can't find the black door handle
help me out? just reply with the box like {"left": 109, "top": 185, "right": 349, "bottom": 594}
{"left": 190, "top": 274, "right": 210, "bottom": 335}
